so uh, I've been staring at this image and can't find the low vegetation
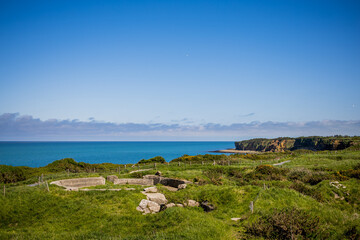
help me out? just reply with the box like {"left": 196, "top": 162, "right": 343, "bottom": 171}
{"left": 1, "top": 148, "right": 360, "bottom": 239}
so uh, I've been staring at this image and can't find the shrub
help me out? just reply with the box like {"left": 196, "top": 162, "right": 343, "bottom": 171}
{"left": 290, "top": 182, "right": 324, "bottom": 202}
{"left": 0, "top": 165, "right": 26, "bottom": 183}
{"left": 137, "top": 156, "right": 166, "bottom": 164}
{"left": 203, "top": 168, "right": 225, "bottom": 185}
{"left": 339, "top": 169, "right": 360, "bottom": 179}
{"left": 247, "top": 165, "right": 288, "bottom": 181}
{"left": 287, "top": 168, "right": 312, "bottom": 181}
{"left": 246, "top": 208, "right": 320, "bottom": 239}
{"left": 45, "top": 158, "right": 83, "bottom": 172}
{"left": 303, "top": 172, "right": 329, "bottom": 185}
{"left": 344, "top": 225, "right": 360, "bottom": 240}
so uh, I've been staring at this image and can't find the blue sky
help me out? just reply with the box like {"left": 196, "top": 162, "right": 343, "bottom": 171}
{"left": 0, "top": 0, "right": 359, "bottom": 140}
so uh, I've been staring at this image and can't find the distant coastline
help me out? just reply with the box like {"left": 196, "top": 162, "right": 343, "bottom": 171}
{"left": 209, "top": 148, "right": 259, "bottom": 154}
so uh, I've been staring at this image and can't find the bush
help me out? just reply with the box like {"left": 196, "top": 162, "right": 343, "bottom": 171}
{"left": 246, "top": 208, "right": 320, "bottom": 239}
{"left": 290, "top": 182, "right": 324, "bottom": 202}
{"left": 339, "top": 169, "right": 360, "bottom": 179}
{"left": 203, "top": 168, "right": 225, "bottom": 185}
{"left": 137, "top": 156, "right": 166, "bottom": 164}
{"left": 344, "top": 225, "right": 360, "bottom": 240}
{"left": 0, "top": 165, "right": 26, "bottom": 183}
{"left": 246, "top": 165, "right": 288, "bottom": 181}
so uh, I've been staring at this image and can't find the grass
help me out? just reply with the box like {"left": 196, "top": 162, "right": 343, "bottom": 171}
{"left": 1, "top": 149, "right": 360, "bottom": 239}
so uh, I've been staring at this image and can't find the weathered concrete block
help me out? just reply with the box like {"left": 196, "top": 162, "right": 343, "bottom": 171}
{"left": 113, "top": 178, "right": 154, "bottom": 185}
{"left": 107, "top": 175, "right": 118, "bottom": 183}
{"left": 143, "top": 175, "right": 162, "bottom": 185}
{"left": 160, "top": 178, "right": 191, "bottom": 188}
{"left": 51, "top": 177, "right": 106, "bottom": 189}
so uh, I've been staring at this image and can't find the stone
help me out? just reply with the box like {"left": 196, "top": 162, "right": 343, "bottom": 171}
{"left": 144, "top": 187, "right": 158, "bottom": 193}
{"left": 166, "top": 203, "right": 176, "bottom": 208}
{"left": 144, "top": 192, "right": 168, "bottom": 205}
{"left": 113, "top": 178, "right": 153, "bottom": 185}
{"left": 136, "top": 199, "right": 161, "bottom": 214}
{"left": 143, "top": 175, "right": 162, "bottom": 185}
{"left": 107, "top": 175, "right": 118, "bottom": 183}
{"left": 178, "top": 184, "right": 187, "bottom": 190}
{"left": 51, "top": 177, "right": 106, "bottom": 191}
{"left": 200, "top": 201, "right": 215, "bottom": 212}
{"left": 176, "top": 204, "right": 184, "bottom": 207}
{"left": 185, "top": 200, "right": 199, "bottom": 207}
{"left": 162, "top": 186, "right": 178, "bottom": 192}
{"left": 147, "top": 200, "right": 161, "bottom": 213}
{"left": 155, "top": 171, "right": 162, "bottom": 176}
{"left": 231, "top": 218, "right": 241, "bottom": 221}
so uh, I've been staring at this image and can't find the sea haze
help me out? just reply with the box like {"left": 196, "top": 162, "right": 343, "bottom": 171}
{"left": 0, "top": 141, "right": 234, "bottom": 167}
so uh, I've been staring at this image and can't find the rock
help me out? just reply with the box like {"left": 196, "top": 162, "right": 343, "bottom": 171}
{"left": 200, "top": 201, "right": 215, "bottom": 212}
{"left": 185, "top": 200, "right": 199, "bottom": 207}
{"left": 166, "top": 203, "right": 176, "bottom": 208}
{"left": 176, "top": 204, "right": 184, "bottom": 207}
{"left": 143, "top": 175, "right": 162, "bottom": 185}
{"left": 178, "top": 184, "right": 187, "bottom": 190}
{"left": 231, "top": 218, "right": 241, "bottom": 221}
{"left": 107, "top": 175, "right": 118, "bottom": 182}
{"left": 144, "top": 187, "right": 157, "bottom": 193}
{"left": 155, "top": 171, "right": 162, "bottom": 176}
{"left": 144, "top": 192, "right": 168, "bottom": 205}
{"left": 125, "top": 188, "right": 135, "bottom": 191}
{"left": 162, "top": 186, "right": 178, "bottom": 192}
{"left": 136, "top": 199, "right": 161, "bottom": 214}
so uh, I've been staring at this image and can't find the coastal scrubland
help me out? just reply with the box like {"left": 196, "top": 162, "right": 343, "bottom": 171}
{"left": 1, "top": 147, "right": 360, "bottom": 239}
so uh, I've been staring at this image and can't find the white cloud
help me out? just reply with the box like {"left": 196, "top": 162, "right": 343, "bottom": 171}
{"left": 0, "top": 113, "right": 359, "bottom": 140}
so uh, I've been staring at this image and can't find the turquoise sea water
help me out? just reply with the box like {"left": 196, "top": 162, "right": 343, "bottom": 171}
{"left": 0, "top": 141, "right": 234, "bottom": 167}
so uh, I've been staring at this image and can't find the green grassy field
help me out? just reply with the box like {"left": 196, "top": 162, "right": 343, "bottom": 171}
{"left": 1, "top": 149, "right": 360, "bottom": 239}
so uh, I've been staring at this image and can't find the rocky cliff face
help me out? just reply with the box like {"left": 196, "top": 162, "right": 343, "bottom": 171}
{"left": 235, "top": 136, "right": 358, "bottom": 152}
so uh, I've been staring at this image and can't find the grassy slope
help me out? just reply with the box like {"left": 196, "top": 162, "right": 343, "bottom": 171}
{"left": 0, "top": 150, "right": 359, "bottom": 239}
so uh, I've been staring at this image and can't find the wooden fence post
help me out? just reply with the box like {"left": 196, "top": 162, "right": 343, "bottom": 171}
{"left": 249, "top": 201, "right": 254, "bottom": 213}
{"left": 46, "top": 181, "right": 50, "bottom": 192}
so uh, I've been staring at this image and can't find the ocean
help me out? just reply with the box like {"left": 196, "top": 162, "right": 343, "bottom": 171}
{"left": 0, "top": 141, "right": 234, "bottom": 167}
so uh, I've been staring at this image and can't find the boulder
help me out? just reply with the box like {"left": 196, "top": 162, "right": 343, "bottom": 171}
{"left": 136, "top": 199, "right": 161, "bottom": 214}
{"left": 155, "top": 171, "right": 162, "bottom": 176}
{"left": 144, "top": 192, "right": 168, "bottom": 205}
{"left": 200, "top": 201, "right": 215, "bottom": 212}
{"left": 185, "top": 199, "right": 199, "bottom": 207}
{"left": 166, "top": 203, "right": 176, "bottom": 208}
{"left": 178, "top": 184, "right": 187, "bottom": 190}
{"left": 143, "top": 187, "right": 158, "bottom": 193}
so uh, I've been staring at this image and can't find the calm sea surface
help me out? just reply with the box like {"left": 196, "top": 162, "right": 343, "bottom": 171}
{"left": 0, "top": 141, "right": 234, "bottom": 167}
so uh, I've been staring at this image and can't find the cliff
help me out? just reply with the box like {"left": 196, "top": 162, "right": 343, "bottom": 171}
{"left": 235, "top": 136, "right": 360, "bottom": 152}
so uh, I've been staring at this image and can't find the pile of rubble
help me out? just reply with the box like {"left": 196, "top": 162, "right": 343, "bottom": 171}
{"left": 136, "top": 186, "right": 214, "bottom": 214}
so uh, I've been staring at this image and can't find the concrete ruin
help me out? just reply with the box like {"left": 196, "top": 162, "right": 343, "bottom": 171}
{"left": 51, "top": 177, "right": 105, "bottom": 191}
{"left": 107, "top": 174, "right": 191, "bottom": 189}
